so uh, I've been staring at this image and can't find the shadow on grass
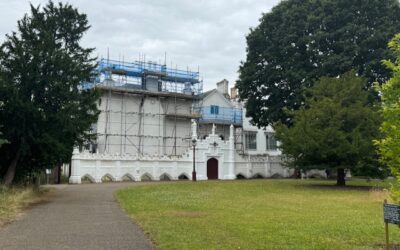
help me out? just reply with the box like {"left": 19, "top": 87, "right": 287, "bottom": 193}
{"left": 296, "top": 181, "right": 384, "bottom": 191}
{"left": 0, "top": 187, "right": 55, "bottom": 228}
{"left": 374, "top": 244, "right": 400, "bottom": 250}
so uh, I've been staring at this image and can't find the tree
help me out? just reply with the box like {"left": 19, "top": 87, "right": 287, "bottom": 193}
{"left": 376, "top": 33, "right": 400, "bottom": 202}
{"left": 237, "top": 0, "right": 400, "bottom": 127}
{"left": 0, "top": 133, "right": 6, "bottom": 147}
{"left": 0, "top": 1, "right": 99, "bottom": 185}
{"left": 275, "top": 71, "right": 382, "bottom": 186}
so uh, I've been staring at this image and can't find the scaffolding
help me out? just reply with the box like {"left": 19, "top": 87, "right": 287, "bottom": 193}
{"left": 83, "top": 58, "right": 203, "bottom": 95}
{"left": 195, "top": 106, "right": 242, "bottom": 126}
{"left": 84, "top": 57, "right": 203, "bottom": 156}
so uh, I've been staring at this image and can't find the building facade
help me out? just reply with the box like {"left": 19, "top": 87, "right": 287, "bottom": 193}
{"left": 70, "top": 58, "right": 292, "bottom": 183}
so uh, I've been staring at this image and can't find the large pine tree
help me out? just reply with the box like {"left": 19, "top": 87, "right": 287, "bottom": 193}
{"left": 0, "top": 1, "right": 99, "bottom": 185}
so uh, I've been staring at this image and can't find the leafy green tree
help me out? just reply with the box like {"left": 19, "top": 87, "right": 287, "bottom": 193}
{"left": 237, "top": 0, "right": 400, "bottom": 127}
{"left": 376, "top": 34, "right": 400, "bottom": 202}
{"left": 0, "top": 1, "right": 99, "bottom": 185}
{"left": 275, "top": 71, "right": 382, "bottom": 186}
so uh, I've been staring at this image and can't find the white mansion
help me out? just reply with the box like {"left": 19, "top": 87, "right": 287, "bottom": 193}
{"left": 69, "top": 59, "right": 293, "bottom": 183}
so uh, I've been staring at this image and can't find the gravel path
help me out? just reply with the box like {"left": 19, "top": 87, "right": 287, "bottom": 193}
{"left": 0, "top": 183, "right": 154, "bottom": 250}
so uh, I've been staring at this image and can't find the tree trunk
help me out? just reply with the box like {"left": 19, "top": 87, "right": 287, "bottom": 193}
{"left": 3, "top": 149, "right": 21, "bottom": 186}
{"left": 336, "top": 168, "right": 346, "bottom": 186}
{"left": 57, "top": 164, "right": 61, "bottom": 184}
{"left": 68, "top": 160, "right": 72, "bottom": 178}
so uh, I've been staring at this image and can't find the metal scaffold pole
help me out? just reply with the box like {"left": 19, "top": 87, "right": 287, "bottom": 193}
{"left": 90, "top": 55, "right": 202, "bottom": 156}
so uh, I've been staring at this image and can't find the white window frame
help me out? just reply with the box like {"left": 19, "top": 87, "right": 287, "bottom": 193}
{"left": 266, "top": 132, "right": 277, "bottom": 151}
{"left": 245, "top": 132, "right": 257, "bottom": 150}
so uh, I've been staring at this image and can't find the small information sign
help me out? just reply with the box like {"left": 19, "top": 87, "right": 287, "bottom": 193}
{"left": 384, "top": 203, "right": 400, "bottom": 225}
{"left": 383, "top": 200, "right": 400, "bottom": 249}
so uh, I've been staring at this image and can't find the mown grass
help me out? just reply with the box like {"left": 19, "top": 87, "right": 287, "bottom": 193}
{"left": 0, "top": 186, "right": 49, "bottom": 226}
{"left": 116, "top": 179, "right": 400, "bottom": 250}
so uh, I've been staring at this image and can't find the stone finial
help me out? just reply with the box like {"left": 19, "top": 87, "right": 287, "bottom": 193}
{"left": 191, "top": 119, "right": 197, "bottom": 140}
{"left": 73, "top": 147, "right": 80, "bottom": 155}
{"left": 212, "top": 124, "right": 216, "bottom": 135}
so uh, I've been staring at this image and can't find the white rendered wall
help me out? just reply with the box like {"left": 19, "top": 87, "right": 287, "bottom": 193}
{"left": 242, "top": 107, "right": 282, "bottom": 156}
{"left": 201, "top": 90, "right": 234, "bottom": 108}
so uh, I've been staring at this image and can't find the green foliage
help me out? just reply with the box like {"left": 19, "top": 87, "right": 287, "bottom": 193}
{"left": 375, "top": 33, "right": 400, "bottom": 203}
{"left": 237, "top": 0, "right": 400, "bottom": 127}
{"left": 0, "top": 1, "right": 99, "bottom": 183}
{"left": 0, "top": 132, "right": 7, "bottom": 147}
{"left": 275, "top": 72, "right": 383, "bottom": 181}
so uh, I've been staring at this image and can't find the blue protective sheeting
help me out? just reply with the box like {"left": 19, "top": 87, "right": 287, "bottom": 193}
{"left": 197, "top": 106, "right": 242, "bottom": 125}
{"left": 97, "top": 59, "right": 200, "bottom": 84}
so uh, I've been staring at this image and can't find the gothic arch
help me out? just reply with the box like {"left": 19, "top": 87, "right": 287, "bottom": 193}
{"left": 121, "top": 173, "right": 135, "bottom": 182}
{"left": 159, "top": 173, "right": 173, "bottom": 181}
{"left": 178, "top": 173, "right": 190, "bottom": 180}
{"left": 141, "top": 173, "right": 153, "bottom": 181}
{"left": 207, "top": 158, "right": 219, "bottom": 180}
{"left": 81, "top": 174, "right": 95, "bottom": 183}
{"left": 270, "top": 173, "right": 283, "bottom": 179}
{"left": 252, "top": 173, "right": 265, "bottom": 179}
{"left": 236, "top": 173, "right": 247, "bottom": 179}
{"left": 101, "top": 173, "right": 115, "bottom": 182}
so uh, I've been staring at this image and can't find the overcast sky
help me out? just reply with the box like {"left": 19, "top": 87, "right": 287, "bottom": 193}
{"left": 0, "top": 0, "right": 280, "bottom": 90}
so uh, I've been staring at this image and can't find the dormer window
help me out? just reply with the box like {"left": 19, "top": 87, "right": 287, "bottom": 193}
{"left": 210, "top": 105, "right": 219, "bottom": 115}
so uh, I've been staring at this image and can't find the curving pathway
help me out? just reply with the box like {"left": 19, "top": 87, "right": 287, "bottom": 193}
{"left": 0, "top": 183, "right": 154, "bottom": 250}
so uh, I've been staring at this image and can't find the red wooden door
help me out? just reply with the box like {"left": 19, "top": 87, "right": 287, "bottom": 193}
{"left": 207, "top": 158, "right": 218, "bottom": 180}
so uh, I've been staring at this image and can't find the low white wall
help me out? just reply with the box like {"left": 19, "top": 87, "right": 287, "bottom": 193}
{"left": 234, "top": 154, "right": 293, "bottom": 179}
{"left": 69, "top": 153, "right": 201, "bottom": 183}
{"left": 69, "top": 154, "right": 291, "bottom": 184}
{"left": 70, "top": 125, "right": 290, "bottom": 184}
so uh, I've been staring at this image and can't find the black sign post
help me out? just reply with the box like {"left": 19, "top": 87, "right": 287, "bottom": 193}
{"left": 383, "top": 199, "right": 400, "bottom": 250}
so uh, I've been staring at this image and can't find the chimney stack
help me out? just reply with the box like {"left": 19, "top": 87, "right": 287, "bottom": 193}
{"left": 216, "top": 79, "right": 229, "bottom": 97}
{"left": 230, "top": 87, "right": 238, "bottom": 99}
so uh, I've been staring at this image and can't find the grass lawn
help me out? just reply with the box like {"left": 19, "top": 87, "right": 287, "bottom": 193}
{"left": 116, "top": 179, "right": 400, "bottom": 250}
{"left": 0, "top": 186, "right": 49, "bottom": 226}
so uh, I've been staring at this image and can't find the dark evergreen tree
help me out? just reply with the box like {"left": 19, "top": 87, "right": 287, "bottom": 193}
{"left": 237, "top": 0, "right": 400, "bottom": 127}
{"left": 0, "top": 132, "right": 6, "bottom": 147}
{"left": 0, "top": 1, "right": 99, "bottom": 185}
{"left": 275, "top": 71, "right": 382, "bottom": 186}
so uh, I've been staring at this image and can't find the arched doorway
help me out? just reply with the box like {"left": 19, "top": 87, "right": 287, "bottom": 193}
{"left": 207, "top": 158, "right": 218, "bottom": 180}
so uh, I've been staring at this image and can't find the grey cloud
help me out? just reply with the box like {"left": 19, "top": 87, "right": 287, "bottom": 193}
{"left": 0, "top": 0, "right": 280, "bottom": 90}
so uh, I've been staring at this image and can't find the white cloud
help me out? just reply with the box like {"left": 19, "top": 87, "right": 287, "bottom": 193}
{"left": 0, "top": 0, "right": 280, "bottom": 91}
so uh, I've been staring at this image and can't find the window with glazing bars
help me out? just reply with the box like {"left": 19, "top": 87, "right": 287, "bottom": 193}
{"left": 266, "top": 132, "right": 277, "bottom": 150}
{"left": 245, "top": 132, "right": 257, "bottom": 150}
{"left": 210, "top": 105, "right": 219, "bottom": 114}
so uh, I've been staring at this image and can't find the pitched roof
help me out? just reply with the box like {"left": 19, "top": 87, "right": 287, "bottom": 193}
{"left": 201, "top": 88, "right": 234, "bottom": 108}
